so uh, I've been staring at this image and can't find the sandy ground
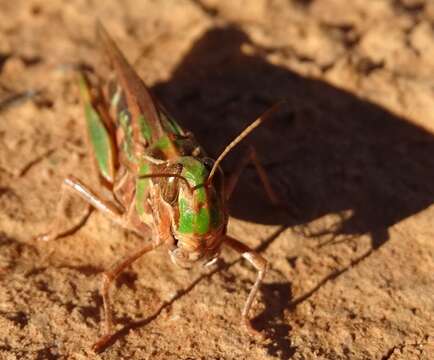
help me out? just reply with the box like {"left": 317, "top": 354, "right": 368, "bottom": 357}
{"left": 0, "top": 0, "right": 433, "bottom": 359}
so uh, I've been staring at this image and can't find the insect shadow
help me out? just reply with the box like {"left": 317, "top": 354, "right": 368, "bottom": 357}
{"left": 153, "top": 24, "right": 434, "bottom": 241}
{"left": 148, "top": 24, "right": 434, "bottom": 358}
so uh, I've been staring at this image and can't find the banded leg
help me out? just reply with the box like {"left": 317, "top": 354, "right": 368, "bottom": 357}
{"left": 224, "top": 235, "right": 268, "bottom": 336}
{"left": 36, "top": 176, "right": 125, "bottom": 242}
{"left": 225, "top": 145, "right": 279, "bottom": 204}
{"left": 92, "top": 241, "right": 160, "bottom": 352}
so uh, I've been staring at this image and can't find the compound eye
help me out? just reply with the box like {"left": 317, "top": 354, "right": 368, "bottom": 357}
{"left": 162, "top": 176, "right": 179, "bottom": 204}
{"left": 202, "top": 157, "right": 215, "bottom": 172}
{"left": 202, "top": 157, "right": 224, "bottom": 195}
{"left": 161, "top": 164, "right": 182, "bottom": 205}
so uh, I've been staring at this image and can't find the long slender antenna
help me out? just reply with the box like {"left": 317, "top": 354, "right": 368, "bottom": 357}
{"left": 207, "top": 100, "right": 286, "bottom": 183}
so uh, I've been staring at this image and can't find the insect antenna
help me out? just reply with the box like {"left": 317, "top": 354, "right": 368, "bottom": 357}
{"left": 207, "top": 100, "right": 286, "bottom": 184}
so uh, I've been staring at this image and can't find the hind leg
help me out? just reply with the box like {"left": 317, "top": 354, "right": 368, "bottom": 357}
{"left": 225, "top": 145, "right": 279, "bottom": 204}
{"left": 36, "top": 176, "right": 125, "bottom": 242}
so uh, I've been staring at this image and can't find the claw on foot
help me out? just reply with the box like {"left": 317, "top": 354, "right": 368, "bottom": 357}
{"left": 34, "top": 232, "right": 54, "bottom": 242}
{"left": 92, "top": 333, "right": 114, "bottom": 353}
{"left": 242, "top": 318, "right": 266, "bottom": 340}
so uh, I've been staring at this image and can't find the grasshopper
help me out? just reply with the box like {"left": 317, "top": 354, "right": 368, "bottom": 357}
{"left": 37, "top": 23, "right": 284, "bottom": 352}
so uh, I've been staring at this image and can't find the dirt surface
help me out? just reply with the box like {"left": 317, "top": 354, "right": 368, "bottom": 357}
{"left": 0, "top": 0, "right": 433, "bottom": 359}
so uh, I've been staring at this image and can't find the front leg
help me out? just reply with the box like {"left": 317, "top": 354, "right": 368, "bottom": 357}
{"left": 92, "top": 241, "right": 161, "bottom": 352}
{"left": 224, "top": 235, "right": 268, "bottom": 335}
{"left": 91, "top": 185, "right": 172, "bottom": 352}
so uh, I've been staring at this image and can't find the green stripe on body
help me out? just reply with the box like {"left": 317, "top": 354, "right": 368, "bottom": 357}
{"left": 78, "top": 75, "right": 114, "bottom": 182}
{"left": 84, "top": 103, "right": 114, "bottom": 182}
{"left": 119, "top": 110, "right": 137, "bottom": 162}
{"left": 138, "top": 114, "right": 152, "bottom": 143}
{"left": 153, "top": 135, "right": 171, "bottom": 151}
{"left": 159, "top": 109, "right": 184, "bottom": 136}
{"left": 178, "top": 197, "right": 210, "bottom": 235}
{"left": 135, "top": 163, "right": 150, "bottom": 217}
{"left": 195, "top": 207, "right": 210, "bottom": 235}
{"left": 178, "top": 198, "right": 194, "bottom": 234}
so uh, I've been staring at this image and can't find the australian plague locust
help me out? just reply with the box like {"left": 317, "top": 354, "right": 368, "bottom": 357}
{"left": 37, "top": 23, "right": 284, "bottom": 352}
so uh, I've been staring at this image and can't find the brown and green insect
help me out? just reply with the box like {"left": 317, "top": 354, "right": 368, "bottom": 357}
{"left": 37, "top": 23, "right": 283, "bottom": 352}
